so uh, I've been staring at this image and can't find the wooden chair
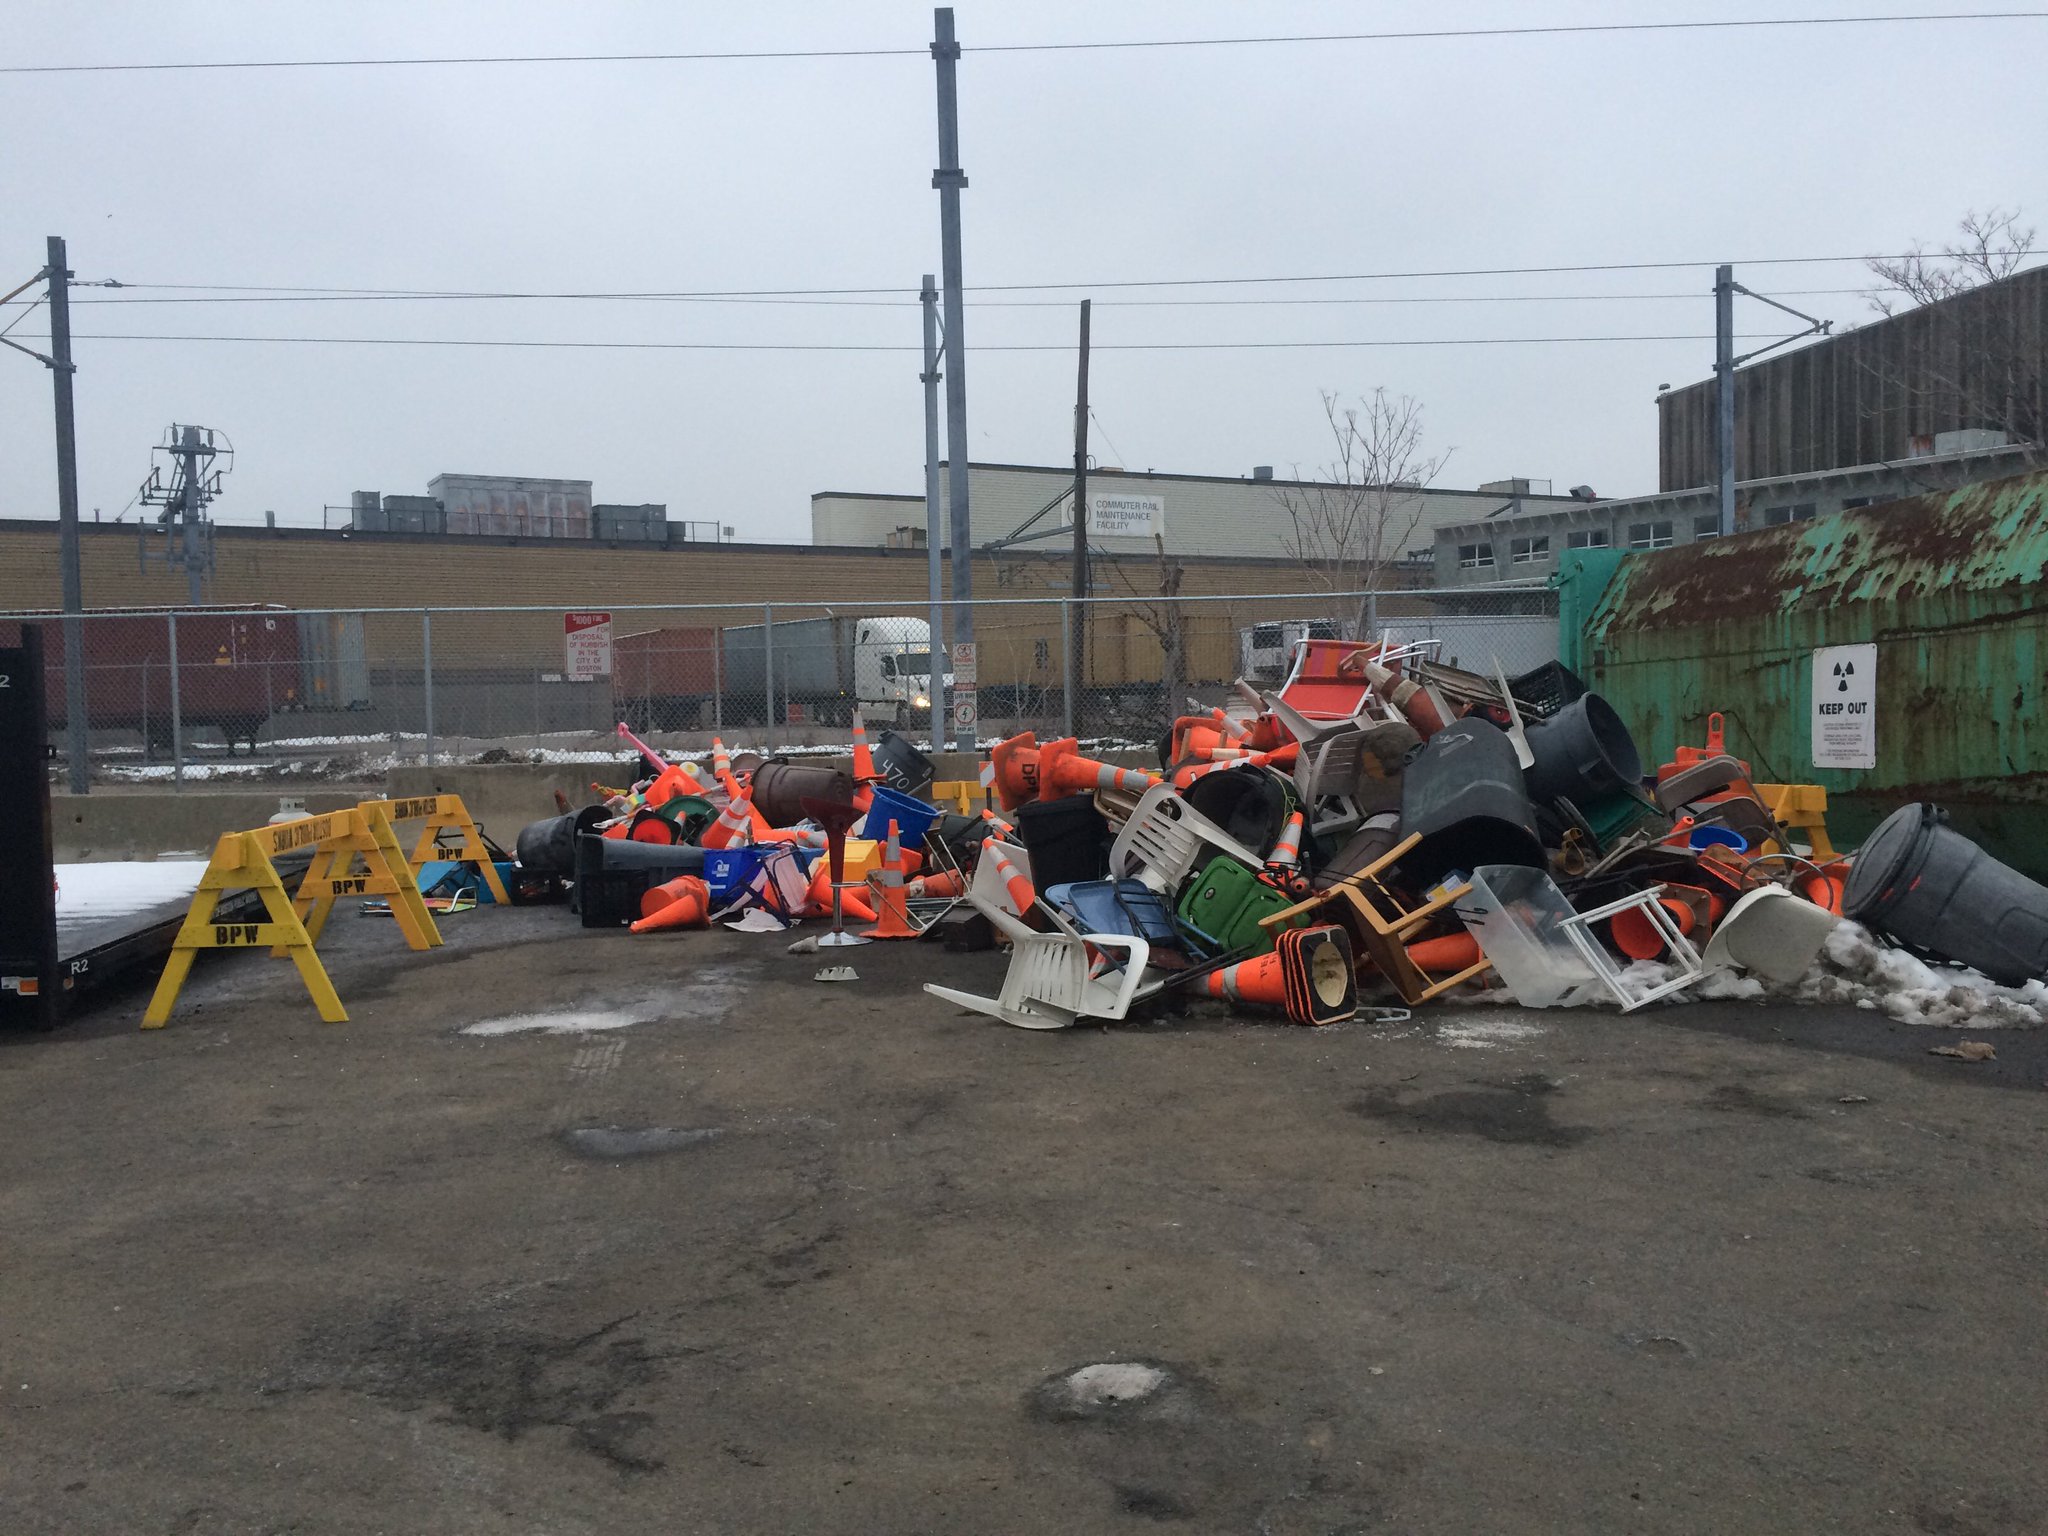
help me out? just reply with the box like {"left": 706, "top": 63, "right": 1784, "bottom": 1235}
{"left": 1256, "top": 831, "right": 1491, "bottom": 1005}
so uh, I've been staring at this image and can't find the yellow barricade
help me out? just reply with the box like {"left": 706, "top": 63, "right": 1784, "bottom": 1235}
{"left": 144, "top": 813, "right": 355, "bottom": 1028}
{"left": 359, "top": 793, "right": 512, "bottom": 905}
{"left": 287, "top": 803, "right": 443, "bottom": 951}
{"left": 928, "top": 779, "right": 981, "bottom": 816}
{"left": 1755, "top": 782, "right": 1837, "bottom": 860}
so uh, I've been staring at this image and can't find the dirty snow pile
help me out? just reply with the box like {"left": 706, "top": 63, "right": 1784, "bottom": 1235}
{"left": 1789, "top": 921, "right": 2048, "bottom": 1029}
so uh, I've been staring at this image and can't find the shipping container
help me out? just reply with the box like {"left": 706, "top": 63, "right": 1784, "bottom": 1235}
{"left": 1581, "top": 472, "right": 2048, "bottom": 873}
{"left": 614, "top": 625, "right": 721, "bottom": 729}
{"left": 0, "top": 607, "right": 369, "bottom": 747}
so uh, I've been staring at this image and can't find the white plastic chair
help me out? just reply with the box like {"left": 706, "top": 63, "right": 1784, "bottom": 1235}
{"left": 1107, "top": 781, "right": 1266, "bottom": 893}
{"left": 1702, "top": 885, "right": 1839, "bottom": 984}
{"left": 924, "top": 889, "right": 1153, "bottom": 1030}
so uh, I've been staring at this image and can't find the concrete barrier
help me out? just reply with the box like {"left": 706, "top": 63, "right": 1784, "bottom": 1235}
{"left": 51, "top": 789, "right": 365, "bottom": 862}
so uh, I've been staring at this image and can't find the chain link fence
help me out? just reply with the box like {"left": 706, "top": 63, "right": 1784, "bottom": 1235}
{"left": 2, "top": 586, "right": 1557, "bottom": 786}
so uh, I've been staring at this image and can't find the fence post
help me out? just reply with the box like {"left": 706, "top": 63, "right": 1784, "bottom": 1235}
{"left": 762, "top": 603, "right": 775, "bottom": 732}
{"left": 712, "top": 625, "right": 723, "bottom": 734}
{"left": 421, "top": 609, "right": 436, "bottom": 767}
{"left": 1060, "top": 598, "right": 1076, "bottom": 738}
{"left": 166, "top": 611, "right": 184, "bottom": 787}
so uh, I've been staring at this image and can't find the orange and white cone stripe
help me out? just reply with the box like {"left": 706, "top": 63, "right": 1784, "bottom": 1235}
{"left": 982, "top": 837, "right": 1036, "bottom": 914}
{"left": 851, "top": 709, "right": 877, "bottom": 782}
{"left": 1265, "top": 810, "right": 1304, "bottom": 871}
{"left": 711, "top": 738, "right": 732, "bottom": 782}
{"left": 1204, "top": 951, "right": 1286, "bottom": 1006}
{"left": 699, "top": 793, "right": 755, "bottom": 850}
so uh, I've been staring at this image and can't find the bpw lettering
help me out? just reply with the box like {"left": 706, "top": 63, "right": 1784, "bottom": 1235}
{"left": 327, "top": 877, "right": 369, "bottom": 895}
{"left": 213, "top": 924, "right": 263, "bottom": 945}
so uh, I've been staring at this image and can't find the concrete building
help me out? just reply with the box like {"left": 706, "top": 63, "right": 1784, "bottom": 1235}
{"left": 812, "top": 461, "right": 1578, "bottom": 565}
{"left": 1430, "top": 441, "right": 2035, "bottom": 586}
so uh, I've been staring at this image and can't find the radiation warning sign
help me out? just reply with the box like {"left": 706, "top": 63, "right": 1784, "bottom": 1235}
{"left": 1811, "top": 643, "right": 1877, "bottom": 770}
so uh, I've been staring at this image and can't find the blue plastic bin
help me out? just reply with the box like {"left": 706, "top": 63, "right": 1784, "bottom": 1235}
{"left": 700, "top": 847, "right": 765, "bottom": 900}
{"left": 859, "top": 785, "right": 939, "bottom": 849}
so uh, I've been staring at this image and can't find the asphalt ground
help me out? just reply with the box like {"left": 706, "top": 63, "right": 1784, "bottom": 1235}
{"left": 2, "top": 905, "right": 2044, "bottom": 1535}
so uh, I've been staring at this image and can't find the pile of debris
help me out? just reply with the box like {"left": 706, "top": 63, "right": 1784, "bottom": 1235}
{"left": 505, "top": 640, "right": 2048, "bottom": 1033}
{"left": 936, "top": 637, "right": 2048, "bottom": 1028}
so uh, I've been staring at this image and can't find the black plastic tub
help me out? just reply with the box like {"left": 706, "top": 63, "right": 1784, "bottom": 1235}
{"left": 1397, "top": 717, "right": 1546, "bottom": 888}
{"left": 1842, "top": 803, "right": 2048, "bottom": 986}
{"left": 1522, "top": 693, "right": 1644, "bottom": 809}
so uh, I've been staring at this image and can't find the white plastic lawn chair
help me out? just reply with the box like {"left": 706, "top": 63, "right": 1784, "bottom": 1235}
{"left": 1702, "top": 884, "right": 1839, "bottom": 984}
{"left": 1107, "top": 781, "right": 1266, "bottom": 894}
{"left": 924, "top": 888, "right": 1154, "bottom": 1031}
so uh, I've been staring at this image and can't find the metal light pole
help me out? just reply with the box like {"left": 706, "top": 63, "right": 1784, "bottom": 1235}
{"left": 931, "top": 8, "right": 973, "bottom": 703}
{"left": 920, "top": 274, "right": 949, "bottom": 752}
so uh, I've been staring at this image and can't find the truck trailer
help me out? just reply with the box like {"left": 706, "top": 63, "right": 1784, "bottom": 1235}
{"left": 615, "top": 615, "right": 937, "bottom": 730}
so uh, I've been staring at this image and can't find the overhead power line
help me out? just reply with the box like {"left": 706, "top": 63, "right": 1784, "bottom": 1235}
{"left": 15, "top": 252, "right": 2023, "bottom": 306}
{"left": 0, "top": 285, "right": 1887, "bottom": 312}
{"left": 4, "top": 12, "right": 2043, "bottom": 74}
{"left": 27, "top": 330, "right": 1781, "bottom": 353}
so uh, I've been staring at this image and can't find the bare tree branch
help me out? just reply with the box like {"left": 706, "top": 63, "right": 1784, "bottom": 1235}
{"left": 1271, "top": 388, "right": 1450, "bottom": 636}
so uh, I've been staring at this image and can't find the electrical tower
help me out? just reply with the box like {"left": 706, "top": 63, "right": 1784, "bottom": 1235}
{"left": 137, "top": 424, "right": 230, "bottom": 604}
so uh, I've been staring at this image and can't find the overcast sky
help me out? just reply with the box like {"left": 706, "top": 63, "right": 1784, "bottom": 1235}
{"left": 2, "top": 1, "right": 2042, "bottom": 550}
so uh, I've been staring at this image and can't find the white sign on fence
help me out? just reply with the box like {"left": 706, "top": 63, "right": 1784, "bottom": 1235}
{"left": 1072, "top": 490, "right": 1166, "bottom": 540}
{"left": 951, "top": 641, "right": 977, "bottom": 685}
{"left": 1811, "top": 643, "right": 1876, "bottom": 769}
{"left": 564, "top": 611, "right": 613, "bottom": 681}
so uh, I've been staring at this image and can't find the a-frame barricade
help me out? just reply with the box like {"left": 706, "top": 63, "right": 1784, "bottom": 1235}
{"left": 361, "top": 793, "right": 511, "bottom": 906}
{"left": 143, "top": 817, "right": 351, "bottom": 1028}
{"left": 287, "top": 804, "right": 443, "bottom": 951}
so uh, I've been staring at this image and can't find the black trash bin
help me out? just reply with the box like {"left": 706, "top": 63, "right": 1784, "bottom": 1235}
{"left": 1843, "top": 803, "right": 2048, "bottom": 986}
{"left": 1522, "top": 693, "right": 1644, "bottom": 808}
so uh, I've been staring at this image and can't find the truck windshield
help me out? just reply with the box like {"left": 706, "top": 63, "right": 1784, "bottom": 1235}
{"left": 879, "top": 650, "right": 933, "bottom": 679}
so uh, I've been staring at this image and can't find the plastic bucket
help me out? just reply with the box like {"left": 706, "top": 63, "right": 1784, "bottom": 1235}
{"left": 1523, "top": 693, "right": 1644, "bottom": 809}
{"left": 1687, "top": 825, "right": 1749, "bottom": 854}
{"left": 859, "top": 784, "right": 940, "bottom": 848}
{"left": 1397, "top": 717, "right": 1546, "bottom": 887}
{"left": 1842, "top": 802, "right": 2048, "bottom": 986}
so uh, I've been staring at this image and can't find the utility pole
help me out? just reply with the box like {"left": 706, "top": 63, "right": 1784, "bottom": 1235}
{"left": 47, "top": 237, "right": 90, "bottom": 795}
{"left": 931, "top": 7, "right": 974, "bottom": 739}
{"left": 1069, "top": 299, "right": 1091, "bottom": 725}
{"left": 1715, "top": 263, "right": 1736, "bottom": 537}
{"left": 178, "top": 426, "right": 207, "bottom": 605}
{"left": 920, "top": 273, "right": 949, "bottom": 752}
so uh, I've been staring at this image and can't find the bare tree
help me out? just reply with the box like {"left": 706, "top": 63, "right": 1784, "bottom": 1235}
{"left": 1862, "top": 208, "right": 2044, "bottom": 465}
{"left": 1100, "top": 534, "right": 1187, "bottom": 730}
{"left": 1866, "top": 207, "right": 2036, "bottom": 315}
{"left": 1272, "top": 388, "right": 1451, "bottom": 637}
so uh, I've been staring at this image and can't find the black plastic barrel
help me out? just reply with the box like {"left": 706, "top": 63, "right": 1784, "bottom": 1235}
{"left": 1842, "top": 803, "right": 2048, "bottom": 986}
{"left": 1522, "top": 693, "right": 1644, "bottom": 809}
{"left": 874, "top": 730, "right": 937, "bottom": 795}
{"left": 514, "top": 805, "right": 607, "bottom": 876}
{"left": 1397, "top": 717, "right": 1546, "bottom": 887}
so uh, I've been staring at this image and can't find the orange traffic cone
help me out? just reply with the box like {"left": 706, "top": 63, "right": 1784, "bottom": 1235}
{"left": 862, "top": 826, "right": 922, "bottom": 939}
{"left": 908, "top": 868, "right": 964, "bottom": 899}
{"left": 1405, "top": 931, "right": 1483, "bottom": 972}
{"left": 981, "top": 837, "right": 1036, "bottom": 914}
{"left": 1609, "top": 897, "right": 1697, "bottom": 961}
{"left": 711, "top": 737, "right": 732, "bottom": 782}
{"left": 805, "top": 859, "right": 876, "bottom": 921}
{"left": 1037, "top": 736, "right": 1158, "bottom": 800}
{"left": 699, "top": 793, "right": 755, "bottom": 850}
{"left": 988, "top": 732, "right": 1042, "bottom": 810}
{"left": 980, "top": 806, "right": 1017, "bottom": 839}
{"left": 1205, "top": 950, "right": 1288, "bottom": 1007}
{"left": 1265, "top": 810, "right": 1305, "bottom": 871}
{"left": 851, "top": 709, "right": 878, "bottom": 782}
{"left": 629, "top": 875, "right": 710, "bottom": 933}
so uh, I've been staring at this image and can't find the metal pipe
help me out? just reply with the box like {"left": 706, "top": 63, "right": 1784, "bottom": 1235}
{"left": 763, "top": 603, "right": 775, "bottom": 733}
{"left": 932, "top": 8, "right": 973, "bottom": 661}
{"left": 46, "top": 236, "right": 89, "bottom": 795}
{"left": 1716, "top": 263, "right": 1737, "bottom": 537}
{"left": 422, "top": 610, "right": 436, "bottom": 766}
{"left": 921, "top": 273, "right": 948, "bottom": 752}
{"left": 167, "top": 612, "right": 183, "bottom": 788}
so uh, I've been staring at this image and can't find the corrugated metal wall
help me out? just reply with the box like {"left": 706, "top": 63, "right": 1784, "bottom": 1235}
{"left": 1583, "top": 472, "right": 2048, "bottom": 869}
{"left": 1658, "top": 264, "right": 2048, "bottom": 490}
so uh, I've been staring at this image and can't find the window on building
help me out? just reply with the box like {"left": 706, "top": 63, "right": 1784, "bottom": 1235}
{"left": 1763, "top": 503, "right": 1817, "bottom": 526}
{"left": 1457, "top": 542, "right": 1494, "bottom": 570}
{"left": 1628, "top": 520, "right": 1674, "bottom": 550}
{"left": 1509, "top": 535, "right": 1551, "bottom": 565}
{"left": 1567, "top": 529, "right": 1612, "bottom": 550}
{"left": 1693, "top": 515, "right": 1722, "bottom": 541}
{"left": 1841, "top": 496, "right": 1875, "bottom": 510}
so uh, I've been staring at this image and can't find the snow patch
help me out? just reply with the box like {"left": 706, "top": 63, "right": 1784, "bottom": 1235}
{"left": 1437, "top": 1015, "right": 1547, "bottom": 1050}
{"left": 1793, "top": 921, "right": 2048, "bottom": 1029}
{"left": 1061, "top": 1363, "right": 1167, "bottom": 1406}
{"left": 55, "top": 860, "right": 209, "bottom": 920}
{"left": 462, "top": 1007, "right": 653, "bottom": 1037}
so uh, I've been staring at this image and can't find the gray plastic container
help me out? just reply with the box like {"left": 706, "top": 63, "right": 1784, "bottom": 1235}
{"left": 1842, "top": 802, "right": 2048, "bottom": 986}
{"left": 1523, "top": 693, "right": 1644, "bottom": 808}
{"left": 1397, "top": 717, "right": 1545, "bottom": 887}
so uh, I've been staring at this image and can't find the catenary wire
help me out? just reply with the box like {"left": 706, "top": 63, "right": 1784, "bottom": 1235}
{"left": 3, "top": 13, "right": 2043, "bottom": 73}
{"left": 24, "top": 331, "right": 1783, "bottom": 353}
